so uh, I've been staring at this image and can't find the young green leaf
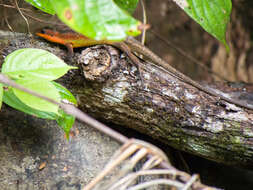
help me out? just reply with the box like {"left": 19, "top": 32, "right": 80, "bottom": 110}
{"left": 0, "top": 83, "right": 3, "bottom": 109}
{"left": 114, "top": 0, "right": 139, "bottom": 14}
{"left": 2, "top": 48, "right": 77, "bottom": 81}
{"left": 3, "top": 88, "right": 56, "bottom": 119}
{"left": 4, "top": 84, "right": 76, "bottom": 137}
{"left": 56, "top": 109, "right": 75, "bottom": 139}
{"left": 12, "top": 80, "right": 61, "bottom": 114}
{"left": 52, "top": 82, "right": 77, "bottom": 138}
{"left": 52, "top": 82, "right": 77, "bottom": 106}
{"left": 50, "top": 0, "right": 141, "bottom": 41}
{"left": 25, "top": 0, "right": 55, "bottom": 15}
{"left": 175, "top": 0, "right": 232, "bottom": 50}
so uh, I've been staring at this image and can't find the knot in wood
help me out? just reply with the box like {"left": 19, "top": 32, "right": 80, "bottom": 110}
{"left": 77, "top": 46, "right": 111, "bottom": 82}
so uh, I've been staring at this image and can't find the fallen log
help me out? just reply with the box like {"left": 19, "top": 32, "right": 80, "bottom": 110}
{"left": 1, "top": 30, "right": 253, "bottom": 167}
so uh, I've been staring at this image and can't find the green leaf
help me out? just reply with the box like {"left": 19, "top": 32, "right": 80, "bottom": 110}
{"left": 0, "top": 83, "right": 3, "bottom": 109}
{"left": 3, "top": 85, "right": 75, "bottom": 137}
{"left": 12, "top": 80, "right": 60, "bottom": 114}
{"left": 3, "top": 88, "right": 56, "bottom": 119}
{"left": 25, "top": 0, "right": 55, "bottom": 15}
{"left": 52, "top": 82, "right": 77, "bottom": 106}
{"left": 114, "top": 0, "right": 139, "bottom": 14}
{"left": 50, "top": 0, "right": 141, "bottom": 41}
{"left": 56, "top": 109, "right": 75, "bottom": 139}
{"left": 180, "top": 0, "right": 232, "bottom": 49}
{"left": 2, "top": 48, "right": 77, "bottom": 81}
{"left": 52, "top": 82, "right": 76, "bottom": 138}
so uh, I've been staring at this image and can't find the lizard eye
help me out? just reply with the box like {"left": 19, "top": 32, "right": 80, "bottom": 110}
{"left": 40, "top": 29, "right": 46, "bottom": 34}
{"left": 40, "top": 27, "right": 54, "bottom": 34}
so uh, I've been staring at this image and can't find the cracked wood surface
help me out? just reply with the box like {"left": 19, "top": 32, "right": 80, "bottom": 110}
{"left": 1, "top": 31, "right": 253, "bottom": 166}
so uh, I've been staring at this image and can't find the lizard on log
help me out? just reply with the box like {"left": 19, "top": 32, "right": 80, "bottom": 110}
{"left": 36, "top": 29, "right": 253, "bottom": 111}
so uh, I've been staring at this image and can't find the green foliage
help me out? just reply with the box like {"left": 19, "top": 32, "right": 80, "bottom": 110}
{"left": 53, "top": 82, "right": 77, "bottom": 137}
{"left": 114, "top": 0, "right": 139, "bottom": 14}
{"left": 12, "top": 80, "right": 60, "bottom": 113}
{"left": 53, "top": 82, "right": 77, "bottom": 106}
{"left": 50, "top": 0, "right": 141, "bottom": 40}
{"left": 25, "top": 0, "right": 141, "bottom": 41}
{"left": 25, "top": 0, "right": 232, "bottom": 49}
{"left": 183, "top": 0, "right": 232, "bottom": 50}
{"left": 3, "top": 88, "right": 56, "bottom": 119}
{"left": 0, "top": 48, "right": 77, "bottom": 136}
{"left": 3, "top": 82, "right": 76, "bottom": 136}
{"left": 24, "top": 0, "right": 55, "bottom": 15}
{"left": 56, "top": 109, "right": 75, "bottom": 139}
{"left": 2, "top": 48, "right": 76, "bottom": 81}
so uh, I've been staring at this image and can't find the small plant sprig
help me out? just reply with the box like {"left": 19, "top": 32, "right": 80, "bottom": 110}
{"left": 0, "top": 48, "right": 77, "bottom": 138}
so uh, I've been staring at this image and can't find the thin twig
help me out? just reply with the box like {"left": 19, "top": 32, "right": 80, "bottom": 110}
{"left": 23, "top": 12, "right": 64, "bottom": 26}
{"left": 182, "top": 174, "right": 199, "bottom": 190}
{"left": 141, "top": 155, "right": 163, "bottom": 170}
{"left": 14, "top": 0, "right": 31, "bottom": 34}
{"left": 150, "top": 29, "right": 229, "bottom": 81}
{"left": 0, "top": 3, "right": 62, "bottom": 26}
{"left": 84, "top": 142, "right": 139, "bottom": 190}
{"left": 140, "top": 0, "right": 147, "bottom": 45}
{"left": 177, "top": 150, "right": 191, "bottom": 174}
{"left": 3, "top": 6, "right": 13, "bottom": 31}
{"left": 0, "top": 74, "right": 128, "bottom": 143}
{"left": 0, "top": 3, "right": 31, "bottom": 11}
{"left": 127, "top": 179, "right": 184, "bottom": 190}
{"left": 109, "top": 169, "right": 178, "bottom": 190}
{"left": 129, "top": 148, "right": 148, "bottom": 165}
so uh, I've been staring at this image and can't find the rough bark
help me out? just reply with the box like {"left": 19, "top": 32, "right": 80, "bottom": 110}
{"left": 1, "top": 31, "right": 253, "bottom": 167}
